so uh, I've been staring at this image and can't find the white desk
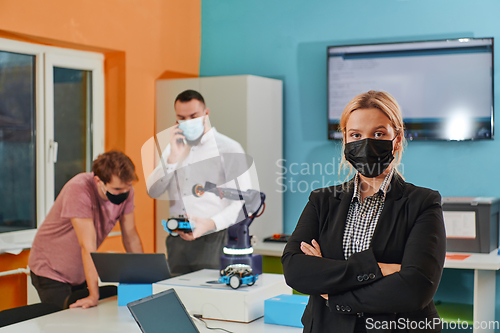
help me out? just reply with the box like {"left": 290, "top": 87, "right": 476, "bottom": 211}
{"left": 444, "top": 250, "right": 500, "bottom": 333}
{"left": 0, "top": 297, "right": 302, "bottom": 333}
{"left": 153, "top": 269, "right": 292, "bottom": 323}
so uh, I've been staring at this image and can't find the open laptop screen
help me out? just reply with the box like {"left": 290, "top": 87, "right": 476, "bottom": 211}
{"left": 91, "top": 253, "right": 170, "bottom": 284}
{"left": 127, "top": 288, "right": 199, "bottom": 333}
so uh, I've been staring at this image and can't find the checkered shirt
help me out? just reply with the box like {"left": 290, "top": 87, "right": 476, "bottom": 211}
{"left": 343, "top": 168, "right": 394, "bottom": 259}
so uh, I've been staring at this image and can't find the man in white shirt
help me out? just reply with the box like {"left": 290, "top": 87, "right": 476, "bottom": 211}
{"left": 147, "top": 90, "right": 252, "bottom": 275}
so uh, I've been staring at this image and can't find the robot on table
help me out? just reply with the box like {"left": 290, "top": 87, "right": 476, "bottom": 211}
{"left": 162, "top": 181, "right": 265, "bottom": 289}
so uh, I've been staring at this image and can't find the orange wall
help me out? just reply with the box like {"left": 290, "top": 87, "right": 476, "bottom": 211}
{"left": 0, "top": 0, "right": 200, "bottom": 309}
{"left": 0, "top": 0, "right": 200, "bottom": 253}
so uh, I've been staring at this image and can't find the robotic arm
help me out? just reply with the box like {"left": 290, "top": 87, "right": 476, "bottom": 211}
{"left": 193, "top": 182, "right": 266, "bottom": 289}
{"left": 193, "top": 182, "right": 265, "bottom": 250}
{"left": 162, "top": 182, "right": 265, "bottom": 239}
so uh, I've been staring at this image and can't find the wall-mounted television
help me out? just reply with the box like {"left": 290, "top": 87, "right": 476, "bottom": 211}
{"left": 327, "top": 38, "right": 494, "bottom": 141}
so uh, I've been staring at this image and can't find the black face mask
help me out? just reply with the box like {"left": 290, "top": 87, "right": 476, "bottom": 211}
{"left": 344, "top": 138, "right": 395, "bottom": 178}
{"left": 105, "top": 190, "right": 129, "bottom": 205}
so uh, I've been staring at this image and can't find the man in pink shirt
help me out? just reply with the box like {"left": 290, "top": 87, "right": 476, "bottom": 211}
{"left": 29, "top": 151, "right": 143, "bottom": 309}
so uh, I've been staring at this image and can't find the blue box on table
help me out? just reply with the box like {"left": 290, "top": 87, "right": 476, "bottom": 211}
{"left": 118, "top": 283, "right": 152, "bottom": 306}
{"left": 264, "top": 294, "right": 309, "bottom": 328}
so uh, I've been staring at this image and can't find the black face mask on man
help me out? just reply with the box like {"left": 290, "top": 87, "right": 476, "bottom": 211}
{"left": 101, "top": 184, "right": 129, "bottom": 205}
{"left": 344, "top": 138, "right": 395, "bottom": 178}
{"left": 106, "top": 191, "right": 129, "bottom": 205}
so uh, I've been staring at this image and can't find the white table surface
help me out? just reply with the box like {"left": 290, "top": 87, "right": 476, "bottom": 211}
{"left": 444, "top": 249, "right": 500, "bottom": 270}
{"left": 0, "top": 297, "right": 302, "bottom": 333}
{"left": 443, "top": 249, "right": 500, "bottom": 333}
{"left": 7, "top": 245, "right": 497, "bottom": 333}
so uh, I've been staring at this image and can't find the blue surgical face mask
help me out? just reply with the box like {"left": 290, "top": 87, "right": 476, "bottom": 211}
{"left": 178, "top": 115, "right": 205, "bottom": 141}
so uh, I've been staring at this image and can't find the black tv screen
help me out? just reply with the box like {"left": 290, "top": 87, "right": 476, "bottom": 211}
{"left": 327, "top": 38, "right": 494, "bottom": 141}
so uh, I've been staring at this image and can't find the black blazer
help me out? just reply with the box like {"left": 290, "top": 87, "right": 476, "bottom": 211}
{"left": 282, "top": 173, "right": 446, "bottom": 333}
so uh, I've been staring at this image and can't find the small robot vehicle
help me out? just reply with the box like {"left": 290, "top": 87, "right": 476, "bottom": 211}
{"left": 218, "top": 264, "right": 258, "bottom": 289}
{"left": 161, "top": 216, "right": 194, "bottom": 236}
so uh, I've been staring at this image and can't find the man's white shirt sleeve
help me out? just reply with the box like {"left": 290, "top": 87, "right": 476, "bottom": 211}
{"left": 146, "top": 144, "right": 178, "bottom": 199}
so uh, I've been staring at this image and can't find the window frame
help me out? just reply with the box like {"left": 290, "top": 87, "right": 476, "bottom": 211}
{"left": 0, "top": 38, "right": 104, "bottom": 248}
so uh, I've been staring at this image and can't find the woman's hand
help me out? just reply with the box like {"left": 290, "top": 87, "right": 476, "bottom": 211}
{"left": 301, "top": 240, "right": 329, "bottom": 300}
{"left": 300, "top": 239, "right": 322, "bottom": 257}
{"left": 378, "top": 263, "right": 401, "bottom": 276}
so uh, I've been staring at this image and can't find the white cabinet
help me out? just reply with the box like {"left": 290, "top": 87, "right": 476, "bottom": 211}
{"left": 154, "top": 75, "right": 283, "bottom": 254}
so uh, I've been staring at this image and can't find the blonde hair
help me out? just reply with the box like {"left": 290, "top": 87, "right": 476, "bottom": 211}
{"left": 339, "top": 90, "right": 406, "bottom": 180}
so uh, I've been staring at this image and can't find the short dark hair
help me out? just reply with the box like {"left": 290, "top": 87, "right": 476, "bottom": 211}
{"left": 92, "top": 150, "right": 138, "bottom": 184}
{"left": 174, "top": 89, "right": 205, "bottom": 106}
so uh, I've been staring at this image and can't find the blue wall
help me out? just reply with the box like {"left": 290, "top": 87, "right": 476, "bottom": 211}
{"left": 201, "top": 0, "right": 500, "bottom": 233}
{"left": 201, "top": 0, "right": 500, "bottom": 320}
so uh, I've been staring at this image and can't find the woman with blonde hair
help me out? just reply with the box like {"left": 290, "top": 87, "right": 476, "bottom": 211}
{"left": 282, "top": 91, "right": 446, "bottom": 333}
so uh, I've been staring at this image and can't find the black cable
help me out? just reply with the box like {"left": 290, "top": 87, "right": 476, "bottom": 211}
{"left": 193, "top": 316, "right": 234, "bottom": 333}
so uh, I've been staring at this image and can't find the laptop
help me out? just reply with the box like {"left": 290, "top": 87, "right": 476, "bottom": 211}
{"left": 91, "top": 253, "right": 170, "bottom": 284}
{"left": 127, "top": 288, "right": 200, "bottom": 333}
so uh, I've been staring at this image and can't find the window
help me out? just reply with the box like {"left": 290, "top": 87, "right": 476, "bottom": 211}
{"left": 0, "top": 50, "right": 36, "bottom": 234}
{"left": 0, "top": 38, "right": 104, "bottom": 246}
